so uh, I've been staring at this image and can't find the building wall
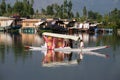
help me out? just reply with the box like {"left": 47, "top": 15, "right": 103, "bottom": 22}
{"left": 22, "top": 19, "right": 40, "bottom": 29}
{"left": 0, "top": 17, "right": 14, "bottom": 27}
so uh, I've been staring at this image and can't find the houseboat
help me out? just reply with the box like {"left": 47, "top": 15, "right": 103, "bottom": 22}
{"left": 0, "top": 16, "right": 23, "bottom": 31}
{"left": 20, "top": 19, "right": 41, "bottom": 33}
{"left": 0, "top": 17, "right": 14, "bottom": 31}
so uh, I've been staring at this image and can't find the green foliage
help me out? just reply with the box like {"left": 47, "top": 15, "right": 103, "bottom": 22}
{"left": 7, "top": 4, "right": 12, "bottom": 14}
{"left": 101, "top": 8, "right": 120, "bottom": 29}
{"left": 13, "top": 1, "right": 24, "bottom": 15}
{"left": 41, "top": 0, "right": 73, "bottom": 19}
{"left": 0, "top": 0, "right": 6, "bottom": 15}
{"left": 83, "top": 6, "right": 87, "bottom": 18}
{"left": 46, "top": 5, "right": 54, "bottom": 15}
{"left": 76, "top": 12, "right": 80, "bottom": 18}
{"left": 0, "top": 0, "right": 34, "bottom": 17}
{"left": 109, "top": 8, "right": 120, "bottom": 29}
{"left": 88, "top": 10, "right": 102, "bottom": 20}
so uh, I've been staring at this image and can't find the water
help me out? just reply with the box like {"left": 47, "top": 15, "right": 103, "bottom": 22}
{"left": 0, "top": 32, "right": 120, "bottom": 80}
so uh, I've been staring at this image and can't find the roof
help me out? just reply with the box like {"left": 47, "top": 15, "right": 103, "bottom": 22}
{"left": 0, "top": 16, "right": 14, "bottom": 20}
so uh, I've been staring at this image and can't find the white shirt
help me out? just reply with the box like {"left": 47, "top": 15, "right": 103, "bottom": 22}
{"left": 80, "top": 41, "right": 84, "bottom": 48}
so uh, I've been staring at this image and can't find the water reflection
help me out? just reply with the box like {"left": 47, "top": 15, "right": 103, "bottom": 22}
{"left": 0, "top": 32, "right": 13, "bottom": 63}
{"left": 0, "top": 32, "right": 13, "bottom": 46}
{"left": 20, "top": 33, "right": 44, "bottom": 46}
{"left": 41, "top": 49, "right": 109, "bottom": 67}
{"left": 40, "top": 34, "right": 109, "bottom": 67}
{"left": 1, "top": 32, "right": 120, "bottom": 80}
{"left": 0, "top": 31, "right": 119, "bottom": 65}
{"left": 0, "top": 32, "right": 44, "bottom": 63}
{"left": 42, "top": 50, "right": 75, "bottom": 67}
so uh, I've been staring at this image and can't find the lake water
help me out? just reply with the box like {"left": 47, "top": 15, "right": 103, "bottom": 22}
{"left": 0, "top": 32, "right": 120, "bottom": 80}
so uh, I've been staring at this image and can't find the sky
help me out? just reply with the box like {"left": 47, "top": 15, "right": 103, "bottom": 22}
{"left": 4, "top": 0, "right": 120, "bottom": 15}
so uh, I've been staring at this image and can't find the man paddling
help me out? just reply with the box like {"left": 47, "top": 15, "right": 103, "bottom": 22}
{"left": 79, "top": 39, "right": 84, "bottom": 52}
{"left": 75, "top": 39, "right": 84, "bottom": 64}
{"left": 80, "top": 40, "right": 84, "bottom": 48}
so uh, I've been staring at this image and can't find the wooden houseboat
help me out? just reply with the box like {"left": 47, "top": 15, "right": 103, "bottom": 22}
{"left": 21, "top": 19, "right": 41, "bottom": 33}
{"left": 0, "top": 17, "right": 14, "bottom": 31}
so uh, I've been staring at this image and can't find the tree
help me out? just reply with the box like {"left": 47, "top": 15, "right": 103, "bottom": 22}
{"left": 13, "top": 1, "right": 24, "bottom": 16}
{"left": 88, "top": 10, "right": 102, "bottom": 21}
{"left": 76, "top": 12, "right": 80, "bottom": 18}
{"left": 103, "top": 14, "right": 109, "bottom": 26}
{"left": 68, "top": 0, "right": 72, "bottom": 12}
{"left": 60, "top": 4, "right": 64, "bottom": 18}
{"left": 36, "top": 9, "right": 39, "bottom": 14}
{"left": 75, "top": 12, "right": 80, "bottom": 21}
{"left": 83, "top": 6, "right": 87, "bottom": 18}
{"left": 7, "top": 4, "right": 12, "bottom": 14}
{"left": 39, "top": 0, "right": 73, "bottom": 19}
{"left": 46, "top": 5, "right": 54, "bottom": 15}
{"left": 41, "top": 8, "right": 46, "bottom": 15}
{"left": 0, "top": 0, "right": 34, "bottom": 17}
{"left": 53, "top": 3, "right": 60, "bottom": 17}
{"left": 109, "top": 8, "right": 120, "bottom": 29}
{"left": 63, "top": 0, "right": 68, "bottom": 14}
{"left": 68, "top": 0, "right": 73, "bottom": 18}
{"left": 23, "top": 0, "right": 30, "bottom": 16}
{"left": 31, "top": 0, "right": 34, "bottom": 6}
{"left": 0, "top": 0, "right": 6, "bottom": 15}
{"left": 4, "top": 4, "right": 13, "bottom": 16}
{"left": 13, "top": 0, "right": 34, "bottom": 17}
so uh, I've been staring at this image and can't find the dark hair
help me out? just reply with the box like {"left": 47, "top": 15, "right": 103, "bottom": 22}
{"left": 80, "top": 40, "right": 83, "bottom": 42}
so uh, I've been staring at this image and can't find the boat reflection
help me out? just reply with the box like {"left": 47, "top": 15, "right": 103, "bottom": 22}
{"left": 42, "top": 50, "right": 77, "bottom": 67}
{"left": 40, "top": 35, "right": 109, "bottom": 67}
{"left": 41, "top": 50, "right": 109, "bottom": 67}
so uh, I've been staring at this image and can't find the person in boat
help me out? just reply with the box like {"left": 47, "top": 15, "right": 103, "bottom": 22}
{"left": 77, "top": 39, "right": 84, "bottom": 64}
{"left": 80, "top": 39, "right": 84, "bottom": 48}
